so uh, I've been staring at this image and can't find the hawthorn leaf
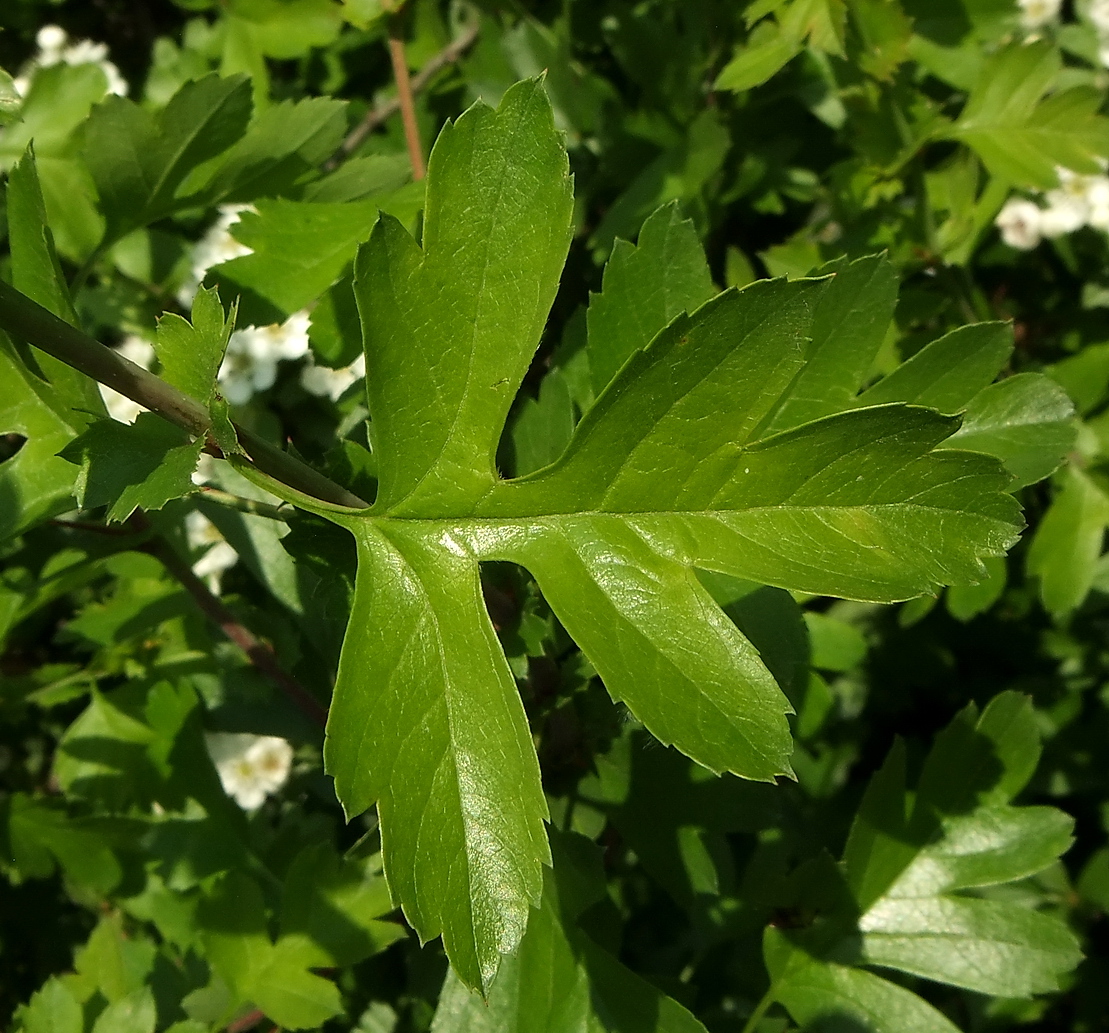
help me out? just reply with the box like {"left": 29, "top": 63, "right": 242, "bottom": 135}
{"left": 765, "top": 931, "right": 961, "bottom": 1033}
{"left": 715, "top": 28, "right": 801, "bottom": 92}
{"left": 950, "top": 41, "right": 1109, "bottom": 187}
{"left": 509, "top": 369, "right": 576, "bottom": 476}
{"left": 251, "top": 938, "right": 344, "bottom": 1031}
{"left": 947, "top": 554, "right": 1006, "bottom": 621}
{"left": 279, "top": 843, "right": 406, "bottom": 966}
{"left": 0, "top": 333, "right": 80, "bottom": 541}
{"left": 19, "top": 979, "right": 83, "bottom": 1033}
{"left": 153, "top": 286, "right": 235, "bottom": 406}
{"left": 7, "top": 147, "right": 78, "bottom": 326}
{"left": 0, "top": 67, "right": 19, "bottom": 126}
{"left": 841, "top": 695, "right": 1080, "bottom": 997}
{"left": 431, "top": 831, "right": 708, "bottom": 1033}
{"left": 6, "top": 793, "right": 121, "bottom": 893}
{"left": 856, "top": 322, "right": 1012, "bottom": 413}
{"left": 6, "top": 147, "right": 106, "bottom": 420}
{"left": 56, "top": 288, "right": 235, "bottom": 521}
{"left": 763, "top": 252, "right": 899, "bottom": 432}
{"left": 89, "top": 989, "right": 156, "bottom": 1033}
{"left": 237, "top": 81, "right": 1023, "bottom": 992}
{"left": 60, "top": 413, "right": 201, "bottom": 523}
{"left": 199, "top": 871, "right": 343, "bottom": 1031}
{"left": 1027, "top": 466, "right": 1109, "bottom": 614}
{"left": 84, "top": 74, "right": 253, "bottom": 244}
{"left": 944, "top": 374, "right": 1076, "bottom": 489}
{"left": 586, "top": 201, "right": 715, "bottom": 396}
{"left": 196, "top": 95, "right": 349, "bottom": 203}
{"left": 322, "top": 519, "right": 550, "bottom": 992}
{"left": 211, "top": 191, "right": 423, "bottom": 323}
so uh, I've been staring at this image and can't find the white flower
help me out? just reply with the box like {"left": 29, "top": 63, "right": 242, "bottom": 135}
{"left": 23, "top": 26, "right": 128, "bottom": 98}
{"left": 205, "top": 733, "right": 294, "bottom": 810}
{"left": 35, "top": 25, "right": 67, "bottom": 56}
{"left": 996, "top": 198, "right": 1043, "bottom": 249}
{"left": 186, "top": 511, "right": 238, "bottom": 593}
{"left": 217, "top": 311, "right": 312, "bottom": 404}
{"left": 1018, "top": 0, "right": 1062, "bottom": 28}
{"left": 1091, "top": 0, "right": 1109, "bottom": 33}
{"left": 1084, "top": 176, "right": 1109, "bottom": 230}
{"left": 1040, "top": 190, "right": 1089, "bottom": 236}
{"left": 300, "top": 353, "right": 366, "bottom": 401}
{"left": 217, "top": 331, "right": 279, "bottom": 405}
{"left": 177, "top": 205, "right": 255, "bottom": 308}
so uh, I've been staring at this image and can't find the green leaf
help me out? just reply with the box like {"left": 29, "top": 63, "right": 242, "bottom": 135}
{"left": 252, "top": 938, "right": 344, "bottom": 1031}
{"left": 805, "top": 611, "right": 867, "bottom": 672}
{"left": 60, "top": 412, "right": 202, "bottom": 523}
{"left": 946, "top": 554, "right": 1006, "bottom": 620}
{"left": 279, "top": 843, "right": 406, "bottom": 967}
{"left": 84, "top": 73, "right": 253, "bottom": 243}
{"left": 75, "top": 915, "right": 155, "bottom": 1004}
{"left": 6, "top": 147, "right": 106, "bottom": 420}
{"left": 715, "top": 29, "right": 802, "bottom": 96}
{"left": 153, "top": 286, "right": 235, "bottom": 405}
{"left": 0, "top": 333, "right": 80, "bottom": 541}
{"left": 240, "top": 82, "right": 1023, "bottom": 992}
{"left": 1048, "top": 342, "right": 1109, "bottom": 416}
{"left": 0, "top": 67, "right": 19, "bottom": 126}
{"left": 944, "top": 374, "right": 1076, "bottom": 489}
{"left": 586, "top": 201, "right": 715, "bottom": 398}
{"left": 766, "top": 931, "right": 962, "bottom": 1033}
{"left": 508, "top": 369, "right": 576, "bottom": 476}
{"left": 840, "top": 694, "right": 1080, "bottom": 997}
{"left": 763, "top": 253, "right": 899, "bottom": 433}
{"left": 7, "top": 147, "right": 78, "bottom": 325}
{"left": 197, "top": 95, "right": 348, "bottom": 203}
{"left": 212, "top": 191, "right": 423, "bottom": 323}
{"left": 1027, "top": 466, "right": 1109, "bottom": 614}
{"left": 431, "top": 831, "right": 708, "bottom": 1033}
{"left": 6, "top": 793, "right": 121, "bottom": 893}
{"left": 951, "top": 41, "right": 1109, "bottom": 188}
{"left": 18, "top": 979, "right": 83, "bottom": 1033}
{"left": 200, "top": 871, "right": 343, "bottom": 1030}
{"left": 857, "top": 322, "right": 1012, "bottom": 413}
{"left": 89, "top": 989, "right": 157, "bottom": 1033}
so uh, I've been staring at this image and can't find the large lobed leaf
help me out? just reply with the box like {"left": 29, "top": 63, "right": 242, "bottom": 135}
{"left": 231, "top": 79, "right": 1026, "bottom": 991}
{"left": 765, "top": 693, "right": 1081, "bottom": 1031}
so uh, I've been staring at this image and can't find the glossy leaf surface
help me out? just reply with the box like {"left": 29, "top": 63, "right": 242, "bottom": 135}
{"left": 237, "top": 80, "right": 1027, "bottom": 992}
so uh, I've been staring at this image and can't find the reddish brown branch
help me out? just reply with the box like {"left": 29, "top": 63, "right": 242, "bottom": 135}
{"left": 136, "top": 525, "right": 328, "bottom": 728}
{"left": 337, "top": 20, "right": 479, "bottom": 164}
{"left": 387, "top": 21, "right": 426, "bottom": 181}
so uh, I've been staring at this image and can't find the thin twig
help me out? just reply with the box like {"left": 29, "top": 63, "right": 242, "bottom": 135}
{"left": 337, "top": 20, "right": 479, "bottom": 164}
{"left": 200, "top": 487, "right": 293, "bottom": 522}
{"left": 137, "top": 524, "right": 328, "bottom": 729}
{"left": 0, "top": 279, "right": 368, "bottom": 510}
{"left": 387, "top": 16, "right": 426, "bottom": 180}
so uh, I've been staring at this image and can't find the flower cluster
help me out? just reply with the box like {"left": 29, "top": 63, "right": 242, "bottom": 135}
{"left": 300, "top": 353, "right": 367, "bottom": 402}
{"left": 996, "top": 168, "right": 1109, "bottom": 249}
{"left": 13, "top": 24, "right": 127, "bottom": 98}
{"left": 204, "top": 732, "right": 294, "bottom": 811}
{"left": 180, "top": 206, "right": 364, "bottom": 405}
